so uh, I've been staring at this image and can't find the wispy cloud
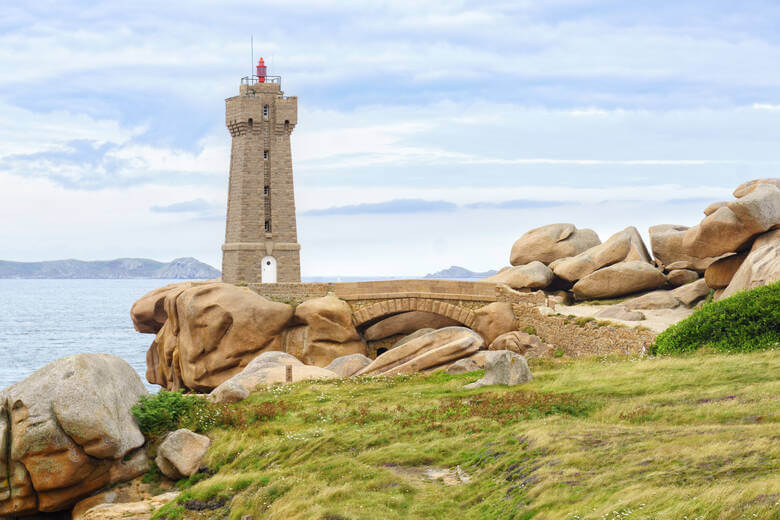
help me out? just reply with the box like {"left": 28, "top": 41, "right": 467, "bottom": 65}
{"left": 302, "top": 199, "right": 457, "bottom": 216}
{"left": 151, "top": 198, "right": 212, "bottom": 213}
{"left": 465, "top": 200, "right": 568, "bottom": 210}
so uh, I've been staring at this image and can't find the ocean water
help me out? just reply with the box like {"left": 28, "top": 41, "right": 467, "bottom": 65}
{"left": 0, "top": 279, "right": 180, "bottom": 392}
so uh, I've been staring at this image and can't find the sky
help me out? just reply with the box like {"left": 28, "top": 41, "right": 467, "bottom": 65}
{"left": 1, "top": 1, "right": 779, "bottom": 277}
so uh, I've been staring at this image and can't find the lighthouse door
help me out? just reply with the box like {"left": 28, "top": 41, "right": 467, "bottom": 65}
{"left": 261, "top": 256, "right": 277, "bottom": 283}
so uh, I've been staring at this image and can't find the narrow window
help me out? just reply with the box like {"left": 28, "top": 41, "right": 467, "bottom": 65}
{"left": 263, "top": 150, "right": 269, "bottom": 160}
{"left": 264, "top": 220, "right": 271, "bottom": 232}
{"left": 284, "top": 120, "right": 290, "bottom": 132}
{"left": 247, "top": 118, "right": 253, "bottom": 129}
{"left": 263, "top": 105, "right": 269, "bottom": 119}
{"left": 264, "top": 186, "right": 269, "bottom": 195}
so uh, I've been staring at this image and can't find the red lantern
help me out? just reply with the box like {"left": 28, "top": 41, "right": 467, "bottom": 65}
{"left": 256, "top": 58, "right": 267, "bottom": 83}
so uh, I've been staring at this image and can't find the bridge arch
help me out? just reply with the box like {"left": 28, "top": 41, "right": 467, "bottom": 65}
{"left": 351, "top": 298, "right": 477, "bottom": 329}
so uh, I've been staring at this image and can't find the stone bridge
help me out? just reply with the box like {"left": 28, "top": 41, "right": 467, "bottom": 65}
{"left": 250, "top": 279, "right": 546, "bottom": 329}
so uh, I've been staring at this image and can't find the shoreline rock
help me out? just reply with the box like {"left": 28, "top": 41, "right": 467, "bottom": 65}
{"left": 0, "top": 354, "right": 148, "bottom": 516}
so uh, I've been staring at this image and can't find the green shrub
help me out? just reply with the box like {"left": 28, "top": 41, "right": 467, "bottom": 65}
{"left": 522, "top": 325, "right": 537, "bottom": 335}
{"left": 131, "top": 391, "right": 206, "bottom": 438}
{"left": 132, "top": 391, "right": 294, "bottom": 442}
{"left": 652, "top": 282, "right": 780, "bottom": 354}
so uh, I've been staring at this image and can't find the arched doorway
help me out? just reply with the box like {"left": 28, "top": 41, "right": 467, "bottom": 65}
{"left": 261, "top": 256, "right": 277, "bottom": 283}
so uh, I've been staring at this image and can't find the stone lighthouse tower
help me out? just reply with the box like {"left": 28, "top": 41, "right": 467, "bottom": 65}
{"left": 221, "top": 59, "right": 301, "bottom": 284}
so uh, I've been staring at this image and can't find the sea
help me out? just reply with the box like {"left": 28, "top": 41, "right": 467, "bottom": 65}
{"left": 0, "top": 279, "right": 180, "bottom": 392}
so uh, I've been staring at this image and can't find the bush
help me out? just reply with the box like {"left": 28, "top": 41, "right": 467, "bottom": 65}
{"left": 131, "top": 391, "right": 207, "bottom": 439}
{"left": 652, "top": 282, "right": 780, "bottom": 354}
{"left": 131, "top": 390, "right": 294, "bottom": 441}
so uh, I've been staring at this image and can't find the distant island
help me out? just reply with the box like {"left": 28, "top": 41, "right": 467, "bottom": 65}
{"left": 0, "top": 257, "right": 220, "bottom": 279}
{"left": 424, "top": 265, "right": 497, "bottom": 279}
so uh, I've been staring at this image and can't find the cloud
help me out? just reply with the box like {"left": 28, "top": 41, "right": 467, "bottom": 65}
{"left": 302, "top": 198, "right": 457, "bottom": 216}
{"left": 294, "top": 184, "right": 734, "bottom": 213}
{"left": 151, "top": 198, "right": 212, "bottom": 213}
{"left": 465, "top": 200, "right": 568, "bottom": 210}
{"left": 2, "top": 2, "right": 779, "bottom": 277}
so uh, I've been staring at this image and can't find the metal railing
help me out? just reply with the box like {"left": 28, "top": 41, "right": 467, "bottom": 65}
{"left": 241, "top": 75, "right": 282, "bottom": 87}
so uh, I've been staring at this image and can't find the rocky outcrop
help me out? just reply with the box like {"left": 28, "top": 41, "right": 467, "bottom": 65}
{"left": 666, "top": 269, "right": 699, "bottom": 287}
{"left": 464, "top": 350, "right": 532, "bottom": 389}
{"left": 210, "top": 351, "right": 340, "bottom": 403}
{"left": 572, "top": 261, "right": 666, "bottom": 300}
{"left": 483, "top": 261, "right": 554, "bottom": 289}
{"left": 682, "top": 183, "right": 780, "bottom": 258}
{"left": 704, "top": 254, "right": 746, "bottom": 289}
{"left": 364, "top": 311, "right": 459, "bottom": 341}
{"left": 155, "top": 429, "right": 211, "bottom": 480}
{"left": 720, "top": 229, "right": 780, "bottom": 299}
{"left": 488, "top": 331, "right": 550, "bottom": 357}
{"left": 130, "top": 281, "right": 206, "bottom": 334}
{"left": 510, "top": 223, "right": 600, "bottom": 266}
{"left": 0, "top": 354, "right": 148, "bottom": 516}
{"left": 550, "top": 226, "right": 651, "bottom": 282}
{"left": 471, "top": 302, "right": 516, "bottom": 344}
{"left": 326, "top": 354, "right": 372, "bottom": 377}
{"left": 357, "top": 327, "right": 483, "bottom": 377}
{"left": 73, "top": 491, "right": 179, "bottom": 520}
{"left": 283, "top": 295, "right": 367, "bottom": 367}
{"left": 649, "top": 224, "right": 719, "bottom": 271}
{"left": 146, "top": 283, "right": 293, "bottom": 392}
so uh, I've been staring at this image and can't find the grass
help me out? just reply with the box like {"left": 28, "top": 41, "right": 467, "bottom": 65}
{"left": 654, "top": 282, "right": 780, "bottom": 354}
{"left": 148, "top": 350, "right": 780, "bottom": 520}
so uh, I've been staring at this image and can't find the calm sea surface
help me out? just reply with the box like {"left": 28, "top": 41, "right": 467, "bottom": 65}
{"left": 0, "top": 279, "right": 180, "bottom": 392}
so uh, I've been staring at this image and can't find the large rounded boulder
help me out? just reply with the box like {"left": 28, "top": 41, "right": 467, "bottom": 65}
{"left": 733, "top": 178, "right": 780, "bottom": 198}
{"left": 471, "top": 302, "right": 517, "bottom": 345}
{"left": 283, "top": 294, "right": 367, "bottom": 367}
{"left": 682, "top": 182, "right": 780, "bottom": 258}
{"left": 0, "top": 354, "right": 148, "bottom": 516}
{"left": 720, "top": 229, "right": 780, "bottom": 299}
{"left": 704, "top": 253, "right": 746, "bottom": 289}
{"left": 510, "top": 223, "right": 600, "bottom": 266}
{"left": 356, "top": 327, "right": 483, "bottom": 377}
{"left": 209, "top": 351, "right": 339, "bottom": 403}
{"left": 464, "top": 350, "right": 532, "bottom": 389}
{"left": 364, "top": 311, "right": 459, "bottom": 341}
{"left": 483, "top": 261, "right": 554, "bottom": 289}
{"left": 130, "top": 281, "right": 213, "bottom": 334}
{"left": 145, "top": 283, "right": 293, "bottom": 392}
{"left": 648, "top": 224, "right": 718, "bottom": 271}
{"left": 551, "top": 226, "right": 651, "bottom": 282}
{"left": 572, "top": 261, "right": 667, "bottom": 300}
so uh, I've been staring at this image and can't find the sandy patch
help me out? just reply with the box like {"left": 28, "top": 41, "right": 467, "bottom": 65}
{"left": 544, "top": 303, "right": 694, "bottom": 334}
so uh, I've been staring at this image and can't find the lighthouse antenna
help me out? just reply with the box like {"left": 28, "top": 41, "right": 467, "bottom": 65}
{"left": 251, "top": 35, "right": 254, "bottom": 80}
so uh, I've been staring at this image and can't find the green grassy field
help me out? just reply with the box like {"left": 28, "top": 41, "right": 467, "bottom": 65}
{"left": 151, "top": 350, "right": 779, "bottom": 520}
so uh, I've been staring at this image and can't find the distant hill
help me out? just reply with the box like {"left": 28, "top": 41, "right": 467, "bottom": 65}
{"left": 0, "top": 257, "right": 220, "bottom": 279}
{"left": 424, "top": 265, "right": 498, "bottom": 279}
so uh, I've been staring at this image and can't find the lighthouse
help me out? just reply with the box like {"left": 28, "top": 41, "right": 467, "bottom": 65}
{"left": 221, "top": 60, "right": 301, "bottom": 284}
